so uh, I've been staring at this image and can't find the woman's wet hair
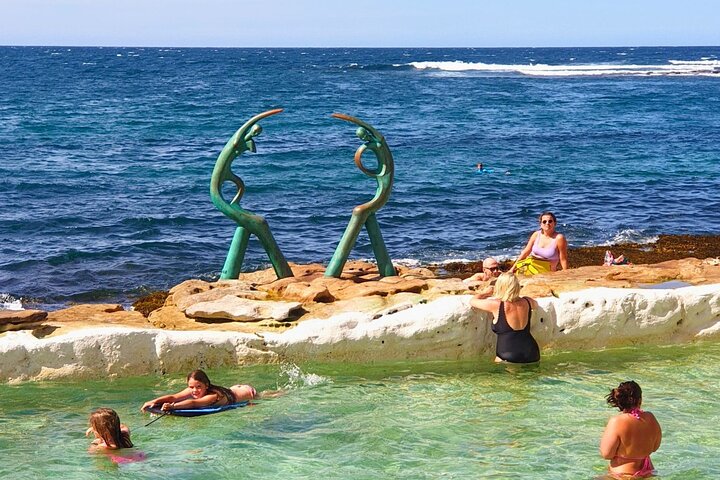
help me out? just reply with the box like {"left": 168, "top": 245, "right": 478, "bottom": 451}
{"left": 539, "top": 211, "right": 557, "bottom": 223}
{"left": 89, "top": 408, "right": 133, "bottom": 449}
{"left": 187, "top": 369, "right": 236, "bottom": 404}
{"left": 606, "top": 380, "right": 642, "bottom": 411}
{"left": 493, "top": 272, "right": 521, "bottom": 302}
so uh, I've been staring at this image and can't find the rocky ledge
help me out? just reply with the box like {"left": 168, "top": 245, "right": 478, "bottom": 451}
{"left": 2, "top": 257, "right": 720, "bottom": 383}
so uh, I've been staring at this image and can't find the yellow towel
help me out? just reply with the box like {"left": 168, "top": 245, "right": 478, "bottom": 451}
{"left": 515, "top": 258, "right": 551, "bottom": 276}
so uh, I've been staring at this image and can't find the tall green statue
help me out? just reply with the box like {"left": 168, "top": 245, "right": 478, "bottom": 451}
{"left": 210, "top": 109, "right": 293, "bottom": 280}
{"left": 325, "top": 113, "right": 396, "bottom": 278}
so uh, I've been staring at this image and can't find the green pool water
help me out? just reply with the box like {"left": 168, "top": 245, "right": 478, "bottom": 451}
{"left": 2, "top": 342, "right": 719, "bottom": 479}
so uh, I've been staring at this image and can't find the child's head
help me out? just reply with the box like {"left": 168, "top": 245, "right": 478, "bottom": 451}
{"left": 187, "top": 370, "right": 212, "bottom": 399}
{"left": 89, "top": 408, "right": 132, "bottom": 449}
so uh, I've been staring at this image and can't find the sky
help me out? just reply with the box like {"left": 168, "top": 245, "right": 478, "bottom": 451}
{"left": 1, "top": 0, "right": 719, "bottom": 48}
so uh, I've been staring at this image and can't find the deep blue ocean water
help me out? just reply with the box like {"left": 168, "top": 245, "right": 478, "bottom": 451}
{"left": 1, "top": 46, "right": 719, "bottom": 309}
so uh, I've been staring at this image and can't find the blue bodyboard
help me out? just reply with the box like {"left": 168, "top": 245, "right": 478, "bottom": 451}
{"left": 146, "top": 401, "right": 249, "bottom": 417}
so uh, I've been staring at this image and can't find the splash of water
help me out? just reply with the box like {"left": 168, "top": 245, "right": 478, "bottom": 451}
{"left": 0, "top": 293, "right": 23, "bottom": 311}
{"left": 278, "top": 363, "right": 330, "bottom": 389}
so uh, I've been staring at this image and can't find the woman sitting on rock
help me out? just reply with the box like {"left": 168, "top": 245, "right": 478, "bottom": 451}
{"left": 513, "top": 211, "right": 568, "bottom": 275}
{"left": 470, "top": 272, "right": 540, "bottom": 363}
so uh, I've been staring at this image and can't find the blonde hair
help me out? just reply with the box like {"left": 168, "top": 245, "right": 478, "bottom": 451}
{"left": 493, "top": 272, "right": 521, "bottom": 302}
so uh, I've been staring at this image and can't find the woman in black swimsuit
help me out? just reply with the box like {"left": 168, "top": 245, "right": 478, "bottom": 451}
{"left": 470, "top": 272, "right": 540, "bottom": 363}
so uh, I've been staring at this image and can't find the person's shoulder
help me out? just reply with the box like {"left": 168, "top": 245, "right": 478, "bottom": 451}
{"left": 604, "top": 414, "right": 619, "bottom": 427}
{"left": 606, "top": 414, "right": 627, "bottom": 429}
{"left": 642, "top": 411, "right": 660, "bottom": 422}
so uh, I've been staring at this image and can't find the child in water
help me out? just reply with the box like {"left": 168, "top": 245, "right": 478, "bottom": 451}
{"left": 87, "top": 408, "right": 133, "bottom": 449}
{"left": 140, "top": 369, "right": 282, "bottom": 413}
{"left": 87, "top": 408, "right": 145, "bottom": 463}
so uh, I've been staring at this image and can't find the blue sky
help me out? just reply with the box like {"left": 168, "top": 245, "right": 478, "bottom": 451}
{"left": 2, "top": 0, "right": 719, "bottom": 47}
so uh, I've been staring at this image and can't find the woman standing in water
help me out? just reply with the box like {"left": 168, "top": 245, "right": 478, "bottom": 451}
{"left": 470, "top": 272, "right": 540, "bottom": 363}
{"left": 600, "top": 381, "right": 662, "bottom": 478}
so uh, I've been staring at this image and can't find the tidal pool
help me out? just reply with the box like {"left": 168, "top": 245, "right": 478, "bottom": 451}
{"left": 2, "top": 342, "right": 719, "bottom": 479}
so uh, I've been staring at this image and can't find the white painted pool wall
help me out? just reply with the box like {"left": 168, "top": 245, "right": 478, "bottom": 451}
{"left": 2, "top": 285, "right": 720, "bottom": 382}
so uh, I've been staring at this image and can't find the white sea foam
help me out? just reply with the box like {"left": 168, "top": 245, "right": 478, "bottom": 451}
{"left": 597, "top": 229, "right": 659, "bottom": 246}
{"left": 393, "top": 258, "right": 422, "bottom": 268}
{"left": 408, "top": 60, "right": 720, "bottom": 77}
{"left": 0, "top": 294, "right": 23, "bottom": 311}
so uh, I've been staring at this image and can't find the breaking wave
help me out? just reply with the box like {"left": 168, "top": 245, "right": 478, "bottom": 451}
{"left": 408, "top": 59, "right": 720, "bottom": 77}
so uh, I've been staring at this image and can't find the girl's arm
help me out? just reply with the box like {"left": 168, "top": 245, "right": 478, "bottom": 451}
{"left": 599, "top": 417, "right": 620, "bottom": 459}
{"left": 141, "top": 388, "right": 192, "bottom": 411}
{"left": 512, "top": 232, "right": 537, "bottom": 270}
{"left": 556, "top": 234, "right": 569, "bottom": 270}
{"left": 162, "top": 393, "right": 220, "bottom": 411}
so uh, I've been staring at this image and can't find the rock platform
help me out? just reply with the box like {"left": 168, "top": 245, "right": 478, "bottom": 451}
{"left": 2, "top": 257, "right": 720, "bottom": 383}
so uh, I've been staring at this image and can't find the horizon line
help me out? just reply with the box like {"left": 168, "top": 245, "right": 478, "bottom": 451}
{"left": 2, "top": 44, "right": 720, "bottom": 50}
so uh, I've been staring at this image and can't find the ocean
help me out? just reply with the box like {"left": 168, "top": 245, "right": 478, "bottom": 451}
{"left": 1, "top": 46, "right": 719, "bottom": 310}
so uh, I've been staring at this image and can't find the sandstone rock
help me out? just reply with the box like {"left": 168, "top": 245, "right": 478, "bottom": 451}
{"left": 305, "top": 294, "right": 423, "bottom": 321}
{"left": 396, "top": 265, "right": 436, "bottom": 278}
{"left": 166, "top": 279, "right": 213, "bottom": 307}
{"left": 256, "top": 276, "right": 304, "bottom": 296}
{"left": 0, "top": 309, "right": 48, "bottom": 333}
{"left": 148, "top": 305, "right": 294, "bottom": 333}
{"left": 303, "top": 295, "right": 387, "bottom": 320}
{"left": 348, "top": 278, "right": 427, "bottom": 299}
{"left": 186, "top": 295, "right": 303, "bottom": 322}
{"left": 311, "top": 276, "right": 427, "bottom": 300}
{"left": 283, "top": 282, "right": 335, "bottom": 303}
{"left": 47, "top": 304, "right": 147, "bottom": 328}
{"left": 0, "top": 309, "right": 47, "bottom": 326}
{"left": 426, "top": 278, "right": 471, "bottom": 295}
{"left": 174, "top": 285, "right": 268, "bottom": 312}
{"left": 148, "top": 305, "right": 195, "bottom": 330}
{"left": 237, "top": 263, "right": 326, "bottom": 284}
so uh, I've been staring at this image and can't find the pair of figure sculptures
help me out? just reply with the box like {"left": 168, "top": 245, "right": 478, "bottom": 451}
{"left": 210, "top": 109, "right": 396, "bottom": 280}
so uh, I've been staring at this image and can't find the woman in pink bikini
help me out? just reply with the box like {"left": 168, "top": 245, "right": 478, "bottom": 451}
{"left": 600, "top": 381, "right": 662, "bottom": 478}
{"left": 513, "top": 211, "right": 568, "bottom": 274}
